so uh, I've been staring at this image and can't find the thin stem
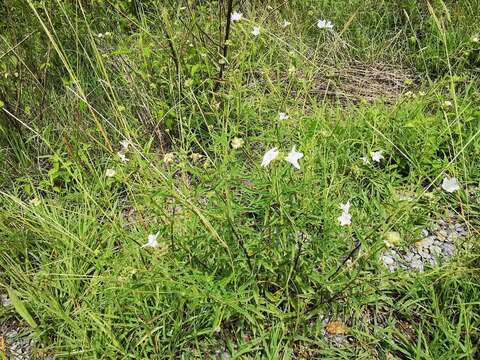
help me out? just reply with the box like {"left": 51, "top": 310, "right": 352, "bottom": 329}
{"left": 215, "top": 0, "right": 234, "bottom": 90}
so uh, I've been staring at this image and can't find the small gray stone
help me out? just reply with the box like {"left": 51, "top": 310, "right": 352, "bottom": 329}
{"left": 382, "top": 255, "right": 395, "bottom": 265}
{"left": 441, "top": 243, "right": 455, "bottom": 257}
{"left": 404, "top": 252, "right": 414, "bottom": 262}
{"left": 418, "top": 250, "right": 430, "bottom": 259}
{"left": 1, "top": 294, "right": 11, "bottom": 307}
{"left": 410, "top": 259, "right": 424, "bottom": 271}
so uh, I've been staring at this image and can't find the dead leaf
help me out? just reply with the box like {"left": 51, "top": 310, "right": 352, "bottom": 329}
{"left": 325, "top": 320, "right": 348, "bottom": 335}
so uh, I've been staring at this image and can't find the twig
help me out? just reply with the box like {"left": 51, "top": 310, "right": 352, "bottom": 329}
{"left": 292, "top": 234, "right": 306, "bottom": 272}
{"left": 160, "top": 8, "right": 181, "bottom": 76}
{"left": 214, "top": 0, "right": 234, "bottom": 91}
{"left": 328, "top": 240, "right": 361, "bottom": 280}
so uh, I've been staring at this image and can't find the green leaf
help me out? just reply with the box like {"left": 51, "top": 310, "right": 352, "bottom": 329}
{"left": 7, "top": 288, "right": 38, "bottom": 329}
{"left": 142, "top": 46, "right": 152, "bottom": 58}
{"left": 79, "top": 100, "right": 87, "bottom": 111}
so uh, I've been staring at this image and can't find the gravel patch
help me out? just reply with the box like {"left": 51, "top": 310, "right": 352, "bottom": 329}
{"left": 1, "top": 293, "right": 48, "bottom": 360}
{"left": 0, "top": 320, "right": 35, "bottom": 360}
{"left": 381, "top": 217, "right": 468, "bottom": 272}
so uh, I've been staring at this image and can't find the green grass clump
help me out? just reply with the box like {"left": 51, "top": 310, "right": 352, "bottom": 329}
{"left": 1, "top": 0, "right": 480, "bottom": 358}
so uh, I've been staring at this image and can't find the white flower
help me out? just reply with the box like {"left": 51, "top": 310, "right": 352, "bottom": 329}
{"left": 441, "top": 176, "right": 459, "bottom": 193}
{"left": 370, "top": 150, "right": 384, "bottom": 163}
{"left": 163, "top": 152, "right": 175, "bottom": 164}
{"left": 337, "top": 212, "right": 352, "bottom": 226}
{"left": 317, "top": 19, "right": 334, "bottom": 30}
{"left": 472, "top": 35, "right": 479, "bottom": 43}
{"left": 231, "top": 11, "right": 243, "bottom": 21}
{"left": 360, "top": 156, "right": 370, "bottom": 165}
{"left": 142, "top": 231, "right": 160, "bottom": 248}
{"left": 117, "top": 152, "right": 129, "bottom": 163}
{"left": 105, "top": 168, "right": 116, "bottom": 177}
{"left": 442, "top": 100, "right": 452, "bottom": 108}
{"left": 284, "top": 145, "right": 304, "bottom": 170}
{"left": 120, "top": 140, "right": 130, "bottom": 150}
{"left": 190, "top": 153, "right": 203, "bottom": 162}
{"left": 251, "top": 26, "right": 260, "bottom": 36}
{"left": 338, "top": 201, "right": 352, "bottom": 226}
{"left": 231, "top": 137, "right": 244, "bottom": 149}
{"left": 339, "top": 200, "right": 351, "bottom": 213}
{"left": 29, "top": 197, "right": 41, "bottom": 206}
{"left": 278, "top": 112, "right": 289, "bottom": 120}
{"left": 261, "top": 147, "right": 279, "bottom": 168}
{"left": 282, "top": 20, "right": 291, "bottom": 28}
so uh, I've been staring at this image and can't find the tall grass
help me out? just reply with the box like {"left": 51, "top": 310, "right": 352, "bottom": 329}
{"left": 1, "top": 0, "right": 479, "bottom": 358}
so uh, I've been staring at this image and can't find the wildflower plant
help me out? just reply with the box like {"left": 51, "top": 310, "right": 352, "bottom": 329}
{"left": 1, "top": 1, "right": 479, "bottom": 358}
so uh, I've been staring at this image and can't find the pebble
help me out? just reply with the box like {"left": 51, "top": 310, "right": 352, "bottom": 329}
{"left": 436, "top": 230, "right": 449, "bottom": 242}
{"left": 430, "top": 245, "right": 442, "bottom": 256}
{"left": 1, "top": 294, "right": 11, "bottom": 307}
{"left": 441, "top": 243, "right": 455, "bottom": 257}
{"left": 382, "top": 255, "right": 395, "bottom": 265}
{"left": 410, "top": 259, "right": 424, "bottom": 271}
{"left": 415, "top": 237, "right": 434, "bottom": 250}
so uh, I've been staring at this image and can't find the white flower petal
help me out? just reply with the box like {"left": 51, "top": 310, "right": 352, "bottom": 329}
{"left": 143, "top": 231, "right": 160, "bottom": 248}
{"left": 29, "top": 198, "right": 41, "bottom": 206}
{"left": 120, "top": 140, "right": 130, "bottom": 149}
{"left": 251, "top": 26, "right": 260, "bottom": 36}
{"left": 317, "top": 19, "right": 334, "bottom": 29}
{"left": 340, "top": 200, "right": 351, "bottom": 213}
{"left": 442, "top": 100, "right": 452, "bottom": 108}
{"left": 105, "top": 168, "right": 116, "bottom": 177}
{"left": 370, "top": 150, "right": 384, "bottom": 163}
{"left": 231, "top": 11, "right": 243, "bottom": 21}
{"left": 360, "top": 156, "right": 370, "bottom": 165}
{"left": 283, "top": 20, "right": 291, "bottom": 28}
{"left": 231, "top": 137, "right": 244, "bottom": 149}
{"left": 337, "top": 212, "right": 352, "bottom": 226}
{"left": 441, "top": 176, "right": 459, "bottom": 193}
{"left": 278, "top": 112, "right": 289, "bottom": 120}
{"left": 261, "top": 147, "right": 279, "bottom": 168}
{"left": 163, "top": 152, "right": 175, "bottom": 164}
{"left": 284, "top": 145, "right": 304, "bottom": 170}
{"left": 117, "top": 152, "right": 129, "bottom": 163}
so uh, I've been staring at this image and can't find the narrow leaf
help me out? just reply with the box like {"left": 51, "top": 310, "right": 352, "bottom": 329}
{"left": 7, "top": 288, "right": 38, "bottom": 329}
